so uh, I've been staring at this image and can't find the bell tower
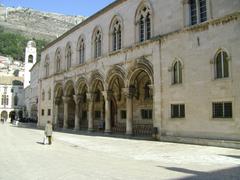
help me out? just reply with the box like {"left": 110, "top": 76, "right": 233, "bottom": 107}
{"left": 24, "top": 41, "right": 37, "bottom": 88}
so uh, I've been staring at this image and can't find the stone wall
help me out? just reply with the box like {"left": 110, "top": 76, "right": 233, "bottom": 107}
{"left": 0, "top": 6, "right": 85, "bottom": 40}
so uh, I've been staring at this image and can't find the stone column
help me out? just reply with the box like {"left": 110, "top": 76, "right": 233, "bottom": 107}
{"left": 87, "top": 93, "right": 95, "bottom": 132}
{"left": 123, "top": 88, "right": 134, "bottom": 135}
{"left": 54, "top": 97, "right": 61, "bottom": 128}
{"left": 73, "top": 95, "right": 80, "bottom": 131}
{"left": 102, "top": 91, "right": 112, "bottom": 134}
{"left": 62, "top": 96, "right": 71, "bottom": 129}
{"left": 78, "top": 94, "right": 85, "bottom": 130}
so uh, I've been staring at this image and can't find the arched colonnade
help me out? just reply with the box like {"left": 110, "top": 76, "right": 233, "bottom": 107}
{"left": 54, "top": 60, "right": 154, "bottom": 135}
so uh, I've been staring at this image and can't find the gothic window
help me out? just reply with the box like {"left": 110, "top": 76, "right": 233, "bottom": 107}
{"left": 44, "top": 55, "right": 50, "bottom": 77}
{"left": 111, "top": 18, "right": 122, "bottom": 51}
{"left": 136, "top": 4, "right": 152, "bottom": 42}
{"left": 189, "top": 0, "right": 207, "bottom": 25}
{"left": 66, "top": 43, "right": 72, "bottom": 69}
{"left": 172, "top": 61, "right": 182, "bottom": 84}
{"left": 48, "top": 89, "right": 51, "bottom": 100}
{"left": 78, "top": 37, "right": 85, "bottom": 64}
{"left": 55, "top": 49, "right": 61, "bottom": 73}
{"left": 28, "top": 55, "right": 33, "bottom": 63}
{"left": 93, "top": 29, "right": 102, "bottom": 58}
{"left": 215, "top": 50, "right": 229, "bottom": 79}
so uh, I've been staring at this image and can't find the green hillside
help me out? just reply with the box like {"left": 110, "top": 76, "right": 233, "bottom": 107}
{"left": 0, "top": 27, "right": 49, "bottom": 62}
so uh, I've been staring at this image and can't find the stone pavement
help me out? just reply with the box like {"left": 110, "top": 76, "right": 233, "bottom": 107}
{"left": 0, "top": 123, "right": 240, "bottom": 180}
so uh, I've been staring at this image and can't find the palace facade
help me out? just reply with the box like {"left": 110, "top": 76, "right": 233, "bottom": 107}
{"left": 38, "top": 0, "right": 240, "bottom": 145}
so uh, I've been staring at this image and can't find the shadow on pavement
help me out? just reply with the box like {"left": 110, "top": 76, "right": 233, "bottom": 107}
{"left": 157, "top": 166, "right": 240, "bottom": 180}
{"left": 218, "top": 154, "right": 240, "bottom": 160}
{"left": 12, "top": 123, "right": 156, "bottom": 142}
{"left": 36, "top": 142, "right": 45, "bottom": 145}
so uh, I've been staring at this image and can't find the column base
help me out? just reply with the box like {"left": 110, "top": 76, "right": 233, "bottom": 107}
{"left": 73, "top": 127, "right": 80, "bottom": 131}
{"left": 126, "top": 131, "right": 133, "bottom": 136}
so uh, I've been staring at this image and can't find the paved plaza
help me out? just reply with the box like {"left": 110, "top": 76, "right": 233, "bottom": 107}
{"left": 0, "top": 123, "right": 239, "bottom": 180}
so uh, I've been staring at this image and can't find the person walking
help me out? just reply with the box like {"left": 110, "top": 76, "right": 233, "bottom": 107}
{"left": 44, "top": 121, "right": 53, "bottom": 145}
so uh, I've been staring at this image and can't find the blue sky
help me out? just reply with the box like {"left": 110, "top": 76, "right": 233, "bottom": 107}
{"left": 1, "top": 0, "right": 115, "bottom": 16}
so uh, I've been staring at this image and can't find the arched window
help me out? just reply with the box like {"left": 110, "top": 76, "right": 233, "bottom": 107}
{"left": 66, "top": 43, "right": 72, "bottom": 69}
{"left": 28, "top": 55, "right": 33, "bottom": 63}
{"left": 93, "top": 28, "right": 102, "bottom": 58}
{"left": 55, "top": 48, "right": 61, "bottom": 73}
{"left": 136, "top": 3, "right": 152, "bottom": 42}
{"left": 48, "top": 89, "right": 51, "bottom": 100}
{"left": 78, "top": 37, "right": 85, "bottom": 64}
{"left": 215, "top": 50, "right": 229, "bottom": 79}
{"left": 111, "top": 18, "right": 122, "bottom": 51}
{"left": 172, "top": 61, "right": 182, "bottom": 84}
{"left": 44, "top": 55, "right": 50, "bottom": 77}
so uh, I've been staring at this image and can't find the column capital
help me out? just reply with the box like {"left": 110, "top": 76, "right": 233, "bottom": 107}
{"left": 148, "top": 84, "right": 154, "bottom": 89}
{"left": 122, "top": 88, "right": 134, "bottom": 99}
{"left": 62, "top": 96, "right": 71, "bottom": 103}
{"left": 73, "top": 95, "right": 81, "bottom": 104}
{"left": 86, "top": 92, "right": 95, "bottom": 102}
{"left": 102, "top": 90, "right": 113, "bottom": 101}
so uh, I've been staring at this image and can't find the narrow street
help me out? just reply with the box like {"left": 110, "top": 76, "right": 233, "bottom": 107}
{"left": 0, "top": 123, "right": 239, "bottom": 180}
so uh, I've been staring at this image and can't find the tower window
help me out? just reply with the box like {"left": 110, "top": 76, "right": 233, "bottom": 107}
{"left": 28, "top": 55, "right": 33, "bottom": 63}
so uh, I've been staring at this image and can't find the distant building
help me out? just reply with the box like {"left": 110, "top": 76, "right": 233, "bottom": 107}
{"left": 0, "top": 55, "right": 25, "bottom": 122}
{"left": 0, "top": 76, "right": 24, "bottom": 122}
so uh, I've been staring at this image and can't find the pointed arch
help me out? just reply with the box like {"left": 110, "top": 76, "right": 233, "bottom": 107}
{"left": 77, "top": 35, "right": 86, "bottom": 65}
{"left": 106, "top": 65, "right": 126, "bottom": 90}
{"left": 214, "top": 48, "right": 230, "bottom": 79}
{"left": 135, "top": 0, "right": 153, "bottom": 42}
{"left": 89, "top": 70, "right": 105, "bottom": 92}
{"left": 75, "top": 76, "right": 89, "bottom": 95}
{"left": 54, "top": 83, "right": 63, "bottom": 98}
{"left": 109, "top": 15, "right": 123, "bottom": 51}
{"left": 55, "top": 47, "right": 62, "bottom": 73}
{"left": 92, "top": 26, "right": 103, "bottom": 58}
{"left": 127, "top": 58, "right": 153, "bottom": 86}
{"left": 44, "top": 54, "right": 50, "bottom": 77}
{"left": 64, "top": 80, "right": 75, "bottom": 96}
{"left": 171, "top": 58, "right": 184, "bottom": 85}
{"left": 65, "top": 42, "right": 72, "bottom": 70}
